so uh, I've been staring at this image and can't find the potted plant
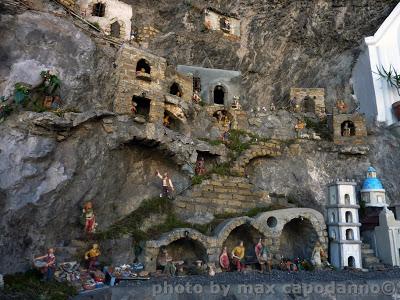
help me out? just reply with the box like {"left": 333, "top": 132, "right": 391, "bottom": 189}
{"left": 376, "top": 66, "right": 400, "bottom": 121}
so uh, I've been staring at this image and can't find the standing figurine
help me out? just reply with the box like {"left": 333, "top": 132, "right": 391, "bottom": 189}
{"left": 231, "top": 241, "right": 245, "bottom": 272}
{"left": 34, "top": 248, "right": 56, "bottom": 281}
{"left": 195, "top": 157, "right": 206, "bottom": 176}
{"left": 255, "top": 239, "right": 272, "bottom": 273}
{"left": 294, "top": 120, "right": 306, "bottom": 138}
{"left": 311, "top": 241, "right": 323, "bottom": 269}
{"left": 219, "top": 246, "right": 230, "bottom": 272}
{"left": 85, "top": 244, "right": 101, "bottom": 270}
{"left": 131, "top": 101, "right": 137, "bottom": 114}
{"left": 156, "top": 170, "right": 175, "bottom": 199}
{"left": 336, "top": 100, "right": 348, "bottom": 113}
{"left": 192, "top": 90, "right": 201, "bottom": 104}
{"left": 342, "top": 122, "right": 351, "bottom": 137}
{"left": 83, "top": 201, "right": 97, "bottom": 236}
{"left": 270, "top": 102, "right": 276, "bottom": 112}
{"left": 231, "top": 97, "right": 242, "bottom": 110}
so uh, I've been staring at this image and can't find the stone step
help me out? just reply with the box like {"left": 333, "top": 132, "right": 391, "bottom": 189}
{"left": 361, "top": 243, "right": 371, "bottom": 249}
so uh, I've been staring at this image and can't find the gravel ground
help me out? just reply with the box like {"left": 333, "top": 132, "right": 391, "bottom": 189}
{"left": 118, "top": 268, "right": 400, "bottom": 288}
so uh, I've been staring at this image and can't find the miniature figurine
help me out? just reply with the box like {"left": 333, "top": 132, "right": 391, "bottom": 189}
{"left": 223, "top": 115, "right": 230, "bottom": 127}
{"left": 83, "top": 201, "right": 97, "bottom": 235}
{"left": 221, "top": 18, "right": 230, "bottom": 31}
{"left": 163, "top": 115, "right": 171, "bottom": 127}
{"left": 157, "top": 248, "right": 176, "bottom": 276}
{"left": 215, "top": 110, "right": 224, "bottom": 122}
{"left": 43, "top": 96, "right": 53, "bottom": 109}
{"left": 195, "top": 157, "right": 206, "bottom": 176}
{"left": 255, "top": 238, "right": 271, "bottom": 273}
{"left": 85, "top": 244, "right": 101, "bottom": 270}
{"left": 294, "top": 120, "right": 306, "bottom": 138}
{"left": 290, "top": 96, "right": 300, "bottom": 112}
{"left": 208, "top": 263, "right": 216, "bottom": 276}
{"left": 336, "top": 100, "right": 348, "bottom": 113}
{"left": 270, "top": 102, "right": 276, "bottom": 112}
{"left": 34, "top": 248, "right": 56, "bottom": 281}
{"left": 342, "top": 122, "right": 351, "bottom": 137}
{"left": 131, "top": 101, "right": 137, "bottom": 114}
{"left": 156, "top": 170, "right": 175, "bottom": 199}
{"left": 192, "top": 90, "right": 201, "bottom": 104}
{"left": 51, "top": 95, "right": 63, "bottom": 109}
{"left": 231, "top": 241, "right": 245, "bottom": 272}
{"left": 219, "top": 246, "right": 230, "bottom": 271}
{"left": 311, "top": 241, "right": 323, "bottom": 269}
{"left": 231, "top": 96, "right": 241, "bottom": 110}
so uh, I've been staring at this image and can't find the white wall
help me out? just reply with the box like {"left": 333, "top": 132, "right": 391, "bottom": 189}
{"left": 78, "top": 0, "right": 132, "bottom": 40}
{"left": 337, "top": 184, "right": 356, "bottom": 205}
{"left": 204, "top": 10, "right": 240, "bottom": 37}
{"left": 362, "top": 3, "right": 400, "bottom": 125}
{"left": 341, "top": 244, "right": 362, "bottom": 268}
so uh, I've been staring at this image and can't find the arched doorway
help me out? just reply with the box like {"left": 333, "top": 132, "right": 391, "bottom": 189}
{"left": 110, "top": 21, "right": 121, "bottom": 38}
{"left": 132, "top": 95, "right": 151, "bottom": 119}
{"left": 136, "top": 59, "right": 151, "bottom": 74}
{"left": 214, "top": 85, "right": 225, "bottom": 105}
{"left": 345, "top": 229, "right": 354, "bottom": 240}
{"left": 279, "top": 217, "right": 319, "bottom": 260}
{"left": 348, "top": 256, "right": 355, "bottom": 268}
{"left": 169, "top": 82, "right": 182, "bottom": 97}
{"left": 303, "top": 96, "right": 315, "bottom": 113}
{"left": 223, "top": 223, "right": 265, "bottom": 262}
{"left": 341, "top": 121, "right": 356, "bottom": 137}
{"left": 157, "top": 238, "right": 208, "bottom": 267}
{"left": 345, "top": 211, "right": 353, "bottom": 223}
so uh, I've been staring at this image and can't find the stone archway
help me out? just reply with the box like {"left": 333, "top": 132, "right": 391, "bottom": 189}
{"left": 158, "top": 238, "right": 208, "bottom": 267}
{"left": 279, "top": 217, "right": 319, "bottom": 260}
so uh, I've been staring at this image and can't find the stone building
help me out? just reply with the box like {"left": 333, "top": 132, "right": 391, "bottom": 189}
{"left": 113, "top": 45, "right": 193, "bottom": 130}
{"left": 327, "top": 180, "right": 362, "bottom": 269}
{"left": 204, "top": 7, "right": 240, "bottom": 38}
{"left": 77, "top": 0, "right": 132, "bottom": 40}
{"left": 141, "top": 208, "right": 328, "bottom": 272}
{"left": 290, "top": 88, "right": 326, "bottom": 117}
{"left": 352, "top": 2, "right": 400, "bottom": 126}
{"left": 361, "top": 167, "right": 388, "bottom": 208}
{"left": 329, "top": 113, "right": 367, "bottom": 145}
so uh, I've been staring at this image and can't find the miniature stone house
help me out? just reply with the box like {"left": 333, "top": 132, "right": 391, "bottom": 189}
{"left": 290, "top": 88, "right": 326, "bottom": 117}
{"left": 177, "top": 65, "right": 242, "bottom": 108}
{"left": 329, "top": 113, "right": 367, "bottom": 145}
{"left": 204, "top": 8, "right": 240, "bottom": 38}
{"left": 327, "top": 180, "right": 362, "bottom": 269}
{"left": 114, "top": 45, "right": 167, "bottom": 122}
{"left": 77, "top": 0, "right": 132, "bottom": 40}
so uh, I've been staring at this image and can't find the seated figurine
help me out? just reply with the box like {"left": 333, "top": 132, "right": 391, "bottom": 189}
{"left": 231, "top": 241, "right": 245, "bottom": 272}
{"left": 34, "top": 248, "right": 56, "bottom": 281}
{"left": 219, "top": 246, "right": 230, "bottom": 271}
{"left": 85, "top": 244, "right": 101, "bottom": 270}
{"left": 157, "top": 248, "right": 176, "bottom": 276}
{"left": 195, "top": 157, "right": 206, "bottom": 175}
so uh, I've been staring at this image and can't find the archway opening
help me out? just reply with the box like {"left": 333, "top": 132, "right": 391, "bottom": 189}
{"left": 132, "top": 96, "right": 151, "bottom": 119}
{"left": 223, "top": 223, "right": 265, "bottom": 263}
{"left": 345, "top": 211, "right": 353, "bottom": 223}
{"left": 92, "top": 2, "right": 105, "bottom": 17}
{"left": 136, "top": 59, "right": 151, "bottom": 74}
{"left": 345, "top": 229, "right": 354, "bottom": 240}
{"left": 345, "top": 194, "right": 350, "bottom": 205}
{"left": 110, "top": 21, "right": 121, "bottom": 38}
{"left": 341, "top": 121, "right": 356, "bottom": 137}
{"left": 219, "top": 17, "right": 231, "bottom": 33}
{"left": 279, "top": 217, "right": 319, "bottom": 260}
{"left": 348, "top": 256, "right": 355, "bottom": 268}
{"left": 169, "top": 82, "right": 182, "bottom": 97}
{"left": 214, "top": 85, "right": 225, "bottom": 105}
{"left": 157, "top": 238, "right": 207, "bottom": 268}
{"left": 303, "top": 96, "right": 315, "bottom": 113}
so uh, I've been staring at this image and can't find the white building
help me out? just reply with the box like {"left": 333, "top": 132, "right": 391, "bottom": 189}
{"left": 204, "top": 8, "right": 240, "bottom": 37}
{"left": 361, "top": 167, "right": 388, "bottom": 208}
{"left": 78, "top": 0, "right": 132, "bottom": 40}
{"left": 327, "top": 180, "right": 362, "bottom": 269}
{"left": 352, "top": 3, "right": 400, "bottom": 126}
{"left": 374, "top": 207, "right": 400, "bottom": 266}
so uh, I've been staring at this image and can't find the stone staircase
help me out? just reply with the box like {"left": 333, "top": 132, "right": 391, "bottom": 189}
{"left": 174, "top": 174, "right": 270, "bottom": 216}
{"left": 231, "top": 141, "right": 282, "bottom": 176}
{"left": 362, "top": 242, "right": 385, "bottom": 270}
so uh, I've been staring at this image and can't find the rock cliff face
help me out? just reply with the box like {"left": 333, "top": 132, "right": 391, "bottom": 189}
{"left": 0, "top": 0, "right": 399, "bottom": 273}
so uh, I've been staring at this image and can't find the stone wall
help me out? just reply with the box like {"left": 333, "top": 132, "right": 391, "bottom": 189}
{"left": 142, "top": 208, "right": 328, "bottom": 272}
{"left": 330, "top": 113, "right": 367, "bottom": 145}
{"left": 165, "top": 67, "right": 193, "bottom": 103}
{"left": 290, "top": 88, "right": 326, "bottom": 117}
{"left": 137, "top": 26, "right": 160, "bottom": 43}
{"left": 174, "top": 174, "right": 270, "bottom": 217}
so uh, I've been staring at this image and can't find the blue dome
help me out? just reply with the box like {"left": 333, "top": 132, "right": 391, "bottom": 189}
{"left": 362, "top": 178, "right": 384, "bottom": 190}
{"left": 367, "top": 166, "right": 377, "bottom": 172}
